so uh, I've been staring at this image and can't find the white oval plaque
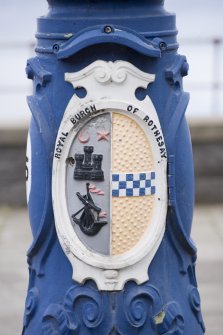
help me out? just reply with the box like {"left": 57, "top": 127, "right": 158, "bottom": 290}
{"left": 52, "top": 61, "right": 167, "bottom": 290}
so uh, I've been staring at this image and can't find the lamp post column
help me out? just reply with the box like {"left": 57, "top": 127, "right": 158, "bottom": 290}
{"left": 23, "top": 1, "right": 205, "bottom": 334}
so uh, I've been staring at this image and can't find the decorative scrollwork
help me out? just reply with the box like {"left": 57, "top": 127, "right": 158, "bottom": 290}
{"left": 42, "top": 283, "right": 185, "bottom": 335}
{"left": 42, "top": 285, "right": 112, "bottom": 335}
{"left": 42, "top": 304, "right": 75, "bottom": 335}
{"left": 66, "top": 60, "right": 155, "bottom": 90}
{"left": 116, "top": 283, "right": 184, "bottom": 335}
{"left": 129, "top": 299, "right": 148, "bottom": 327}
{"left": 93, "top": 61, "right": 153, "bottom": 84}
{"left": 165, "top": 55, "right": 189, "bottom": 89}
{"left": 111, "top": 68, "right": 127, "bottom": 83}
{"left": 23, "top": 287, "right": 39, "bottom": 328}
{"left": 124, "top": 283, "right": 162, "bottom": 329}
{"left": 64, "top": 286, "right": 105, "bottom": 329}
{"left": 26, "top": 94, "right": 57, "bottom": 278}
{"left": 188, "top": 285, "right": 205, "bottom": 332}
{"left": 93, "top": 62, "right": 128, "bottom": 84}
{"left": 94, "top": 66, "right": 112, "bottom": 83}
{"left": 26, "top": 57, "right": 52, "bottom": 89}
{"left": 154, "top": 302, "right": 184, "bottom": 335}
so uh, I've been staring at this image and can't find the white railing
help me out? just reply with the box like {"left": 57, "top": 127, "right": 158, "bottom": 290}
{"left": 179, "top": 37, "right": 223, "bottom": 118}
{"left": 0, "top": 38, "right": 222, "bottom": 127}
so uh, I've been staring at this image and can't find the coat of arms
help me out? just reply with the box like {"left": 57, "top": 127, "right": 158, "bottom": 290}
{"left": 52, "top": 61, "right": 167, "bottom": 290}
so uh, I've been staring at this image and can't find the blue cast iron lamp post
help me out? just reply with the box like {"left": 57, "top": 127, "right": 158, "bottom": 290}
{"left": 23, "top": 0, "right": 205, "bottom": 334}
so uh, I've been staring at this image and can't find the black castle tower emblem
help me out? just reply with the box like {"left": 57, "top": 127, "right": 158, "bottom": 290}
{"left": 74, "top": 146, "right": 104, "bottom": 181}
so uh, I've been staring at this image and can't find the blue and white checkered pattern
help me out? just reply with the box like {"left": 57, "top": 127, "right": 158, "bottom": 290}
{"left": 112, "top": 172, "right": 156, "bottom": 197}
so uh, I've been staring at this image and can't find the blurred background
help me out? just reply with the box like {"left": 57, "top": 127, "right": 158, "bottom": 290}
{"left": 0, "top": 0, "right": 222, "bottom": 334}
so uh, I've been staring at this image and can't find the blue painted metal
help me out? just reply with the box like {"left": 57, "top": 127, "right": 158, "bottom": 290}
{"left": 56, "top": 26, "right": 161, "bottom": 59}
{"left": 23, "top": 0, "right": 205, "bottom": 334}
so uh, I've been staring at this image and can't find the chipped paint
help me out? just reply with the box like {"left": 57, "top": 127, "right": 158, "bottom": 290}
{"left": 64, "top": 33, "right": 73, "bottom": 39}
{"left": 154, "top": 310, "right": 166, "bottom": 324}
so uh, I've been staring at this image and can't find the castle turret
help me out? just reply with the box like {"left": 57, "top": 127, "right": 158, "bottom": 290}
{"left": 74, "top": 146, "right": 104, "bottom": 181}
{"left": 84, "top": 146, "right": 94, "bottom": 169}
{"left": 92, "top": 154, "right": 104, "bottom": 181}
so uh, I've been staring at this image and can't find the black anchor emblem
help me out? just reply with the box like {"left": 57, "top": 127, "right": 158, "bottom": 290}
{"left": 72, "top": 183, "right": 107, "bottom": 236}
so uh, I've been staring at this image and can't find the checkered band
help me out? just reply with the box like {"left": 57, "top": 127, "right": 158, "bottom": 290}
{"left": 112, "top": 172, "right": 156, "bottom": 197}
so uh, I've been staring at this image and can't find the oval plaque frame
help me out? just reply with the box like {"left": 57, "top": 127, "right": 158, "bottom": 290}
{"left": 52, "top": 61, "right": 168, "bottom": 290}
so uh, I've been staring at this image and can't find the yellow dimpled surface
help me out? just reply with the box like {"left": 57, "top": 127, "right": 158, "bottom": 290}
{"left": 111, "top": 112, "right": 155, "bottom": 255}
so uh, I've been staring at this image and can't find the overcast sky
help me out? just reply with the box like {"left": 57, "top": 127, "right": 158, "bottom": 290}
{"left": 0, "top": 0, "right": 222, "bottom": 42}
{"left": 0, "top": 0, "right": 222, "bottom": 127}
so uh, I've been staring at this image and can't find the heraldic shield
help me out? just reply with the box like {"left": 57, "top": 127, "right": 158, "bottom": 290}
{"left": 52, "top": 60, "right": 168, "bottom": 291}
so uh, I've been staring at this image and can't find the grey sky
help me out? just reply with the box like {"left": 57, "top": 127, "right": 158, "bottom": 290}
{"left": 1, "top": 0, "right": 222, "bottom": 41}
{"left": 0, "top": 0, "right": 222, "bottom": 127}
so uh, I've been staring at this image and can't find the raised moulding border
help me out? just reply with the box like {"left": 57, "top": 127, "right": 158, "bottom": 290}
{"left": 52, "top": 60, "right": 168, "bottom": 291}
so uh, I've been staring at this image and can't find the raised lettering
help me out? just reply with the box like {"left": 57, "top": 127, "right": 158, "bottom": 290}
{"left": 58, "top": 140, "right": 64, "bottom": 148}
{"left": 158, "top": 141, "right": 164, "bottom": 147}
{"left": 151, "top": 125, "right": 157, "bottom": 131}
{"left": 70, "top": 118, "right": 76, "bottom": 125}
{"left": 59, "top": 137, "right": 65, "bottom": 143}
{"left": 160, "top": 148, "right": 167, "bottom": 158}
{"left": 90, "top": 104, "right": 97, "bottom": 112}
{"left": 160, "top": 148, "right": 165, "bottom": 154}
{"left": 80, "top": 110, "right": 86, "bottom": 118}
{"left": 154, "top": 130, "right": 160, "bottom": 137}
{"left": 156, "top": 136, "right": 163, "bottom": 142}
